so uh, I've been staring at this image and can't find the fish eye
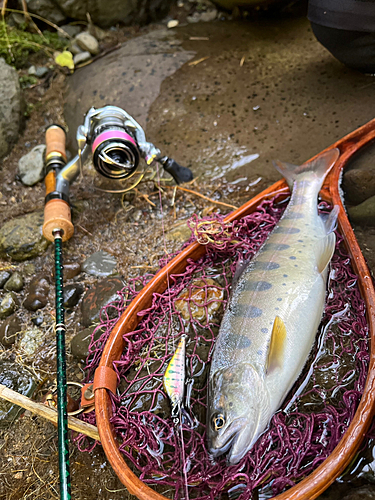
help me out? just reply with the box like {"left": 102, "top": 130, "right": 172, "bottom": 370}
{"left": 212, "top": 413, "right": 226, "bottom": 431}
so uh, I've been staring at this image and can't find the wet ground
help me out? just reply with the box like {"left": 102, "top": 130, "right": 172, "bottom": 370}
{"left": 1, "top": 11, "right": 375, "bottom": 500}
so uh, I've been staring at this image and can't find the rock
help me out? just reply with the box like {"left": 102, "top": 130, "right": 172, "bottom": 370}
{"left": 167, "top": 19, "right": 179, "bottom": 28}
{"left": 31, "top": 314, "right": 43, "bottom": 326}
{"left": 82, "top": 251, "right": 117, "bottom": 277}
{"left": 25, "top": 0, "right": 67, "bottom": 25}
{"left": 342, "top": 486, "right": 375, "bottom": 500}
{"left": 0, "top": 360, "right": 36, "bottom": 428}
{"left": 18, "top": 326, "right": 44, "bottom": 356}
{"left": 59, "top": 24, "right": 82, "bottom": 39}
{"left": 63, "top": 284, "right": 84, "bottom": 308}
{"left": 69, "top": 42, "right": 83, "bottom": 55}
{"left": 75, "top": 32, "right": 100, "bottom": 55}
{"left": 55, "top": 0, "right": 172, "bottom": 28}
{"left": 175, "top": 278, "right": 223, "bottom": 323}
{"left": 22, "top": 263, "right": 35, "bottom": 276}
{"left": 73, "top": 51, "right": 92, "bottom": 66}
{"left": 343, "top": 168, "right": 375, "bottom": 206}
{"left": 4, "top": 271, "right": 24, "bottom": 292}
{"left": 35, "top": 67, "right": 49, "bottom": 78}
{"left": 187, "top": 9, "right": 217, "bottom": 22}
{"left": 23, "top": 276, "right": 50, "bottom": 311}
{"left": 0, "top": 211, "right": 49, "bottom": 261}
{"left": 0, "top": 293, "right": 19, "bottom": 319}
{"left": 64, "top": 30, "right": 194, "bottom": 145}
{"left": 0, "top": 58, "right": 23, "bottom": 158}
{"left": 0, "top": 270, "right": 12, "bottom": 288}
{"left": 63, "top": 261, "right": 81, "bottom": 279}
{"left": 348, "top": 196, "right": 375, "bottom": 226}
{"left": 28, "top": 65, "right": 36, "bottom": 75}
{"left": 70, "top": 325, "right": 104, "bottom": 363}
{"left": 17, "top": 145, "right": 46, "bottom": 186}
{"left": 81, "top": 277, "right": 124, "bottom": 327}
{"left": 0, "top": 314, "right": 21, "bottom": 346}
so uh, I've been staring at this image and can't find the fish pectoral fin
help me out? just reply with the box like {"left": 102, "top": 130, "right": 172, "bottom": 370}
{"left": 315, "top": 232, "right": 336, "bottom": 274}
{"left": 266, "top": 316, "right": 287, "bottom": 374}
{"left": 321, "top": 205, "right": 340, "bottom": 234}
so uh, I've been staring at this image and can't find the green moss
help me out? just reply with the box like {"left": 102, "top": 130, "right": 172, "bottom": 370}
{"left": 0, "top": 21, "right": 67, "bottom": 68}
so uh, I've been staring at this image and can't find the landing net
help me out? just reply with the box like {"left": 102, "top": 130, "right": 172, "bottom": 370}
{"left": 77, "top": 196, "right": 369, "bottom": 500}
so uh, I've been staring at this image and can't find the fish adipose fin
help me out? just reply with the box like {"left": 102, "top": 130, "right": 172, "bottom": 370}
{"left": 266, "top": 316, "right": 287, "bottom": 374}
{"left": 321, "top": 205, "right": 340, "bottom": 234}
{"left": 315, "top": 232, "right": 336, "bottom": 274}
{"left": 273, "top": 148, "right": 340, "bottom": 190}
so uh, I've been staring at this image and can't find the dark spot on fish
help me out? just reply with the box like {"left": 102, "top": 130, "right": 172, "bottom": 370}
{"left": 274, "top": 226, "right": 300, "bottom": 234}
{"left": 261, "top": 328, "right": 268, "bottom": 333}
{"left": 227, "top": 334, "right": 252, "bottom": 349}
{"left": 283, "top": 212, "right": 305, "bottom": 219}
{"left": 257, "top": 349, "right": 263, "bottom": 355}
{"left": 229, "top": 402, "right": 233, "bottom": 407}
{"left": 275, "top": 307, "right": 279, "bottom": 310}
{"left": 297, "top": 240, "right": 303, "bottom": 243}
{"left": 289, "top": 256, "right": 296, "bottom": 260}
{"left": 294, "top": 265, "right": 298, "bottom": 267}
{"left": 254, "top": 261, "right": 280, "bottom": 270}
{"left": 243, "top": 281, "right": 272, "bottom": 291}
{"left": 298, "top": 250, "right": 302, "bottom": 253}
{"left": 282, "top": 283, "right": 286, "bottom": 286}
{"left": 283, "top": 274, "right": 288, "bottom": 278}
{"left": 277, "top": 298, "right": 282, "bottom": 301}
{"left": 264, "top": 243, "right": 290, "bottom": 251}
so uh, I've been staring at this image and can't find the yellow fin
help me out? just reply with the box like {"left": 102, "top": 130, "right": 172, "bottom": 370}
{"left": 266, "top": 316, "right": 287, "bottom": 373}
{"left": 316, "top": 232, "right": 336, "bottom": 274}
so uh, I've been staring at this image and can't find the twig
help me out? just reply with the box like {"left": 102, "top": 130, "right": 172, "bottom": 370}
{"left": 240, "top": 56, "right": 245, "bottom": 67}
{"left": 164, "top": 185, "right": 238, "bottom": 209}
{"left": 0, "top": 384, "right": 100, "bottom": 441}
{"left": 188, "top": 56, "right": 209, "bottom": 66}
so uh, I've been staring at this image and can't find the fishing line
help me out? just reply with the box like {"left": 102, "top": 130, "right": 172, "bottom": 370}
{"left": 156, "top": 163, "right": 190, "bottom": 500}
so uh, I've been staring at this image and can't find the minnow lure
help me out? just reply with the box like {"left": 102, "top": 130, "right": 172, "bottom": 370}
{"left": 163, "top": 334, "right": 187, "bottom": 426}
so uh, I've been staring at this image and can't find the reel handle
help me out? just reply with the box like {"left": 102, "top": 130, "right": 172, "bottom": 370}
{"left": 159, "top": 157, "right": 193, "bottom": 184}
{"left": 43, "top": 125, "right": 74, "bottom": 243}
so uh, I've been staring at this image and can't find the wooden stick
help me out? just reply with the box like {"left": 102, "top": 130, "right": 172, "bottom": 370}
{"left": 164, "top": 185, "right": 238, "bottom": 210}
{"left": 0, "top": 384, "right": 100, "bottom": 442}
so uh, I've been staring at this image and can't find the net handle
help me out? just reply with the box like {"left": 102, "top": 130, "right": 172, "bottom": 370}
{"left": 95, "top": 117, "right": 375, "bottom": 500}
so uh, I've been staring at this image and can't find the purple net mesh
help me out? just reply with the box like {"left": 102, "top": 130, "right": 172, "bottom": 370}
{"left": 76, "top": 196, "right": 369, "bottom": 500}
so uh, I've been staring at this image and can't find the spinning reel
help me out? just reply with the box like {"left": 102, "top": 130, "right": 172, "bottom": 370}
{"left": 43, "top": 105, "right": 193, "bottom": 242}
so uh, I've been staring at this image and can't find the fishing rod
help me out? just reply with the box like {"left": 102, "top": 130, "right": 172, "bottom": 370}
{"left": 42, "top": 105, "right": 193, "bottom": 499}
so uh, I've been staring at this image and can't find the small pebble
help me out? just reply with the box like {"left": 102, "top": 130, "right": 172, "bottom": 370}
{"left": 63, "top": 284, "right": 84, "bottom": 309}
{"left": 63, "top": 262, "right": 81, "bottom": 280}
{"left": 35, "top": 67, "right": 48, "bottom": 78}
{"left": 75, "top": 32, "right": 100, "bottom": 55}
{"left": 0, "top": 314, "right": 21, "bottom": 347}
{"left": 82, "top": 251, "right": 117, "bottom": 277}
{"left": 73, "top": 51, "right": 92, "bottom": 66}
{"left": 4, "top": 271, "right": 24, "bottom": 292}
{"left": 23, "top": 276, "right": 50, "bottom": 311}
{"left": 0, "top": 270, "right": 12, "bottom": 288}
{"left": 167, "top": 20, "right": 179, "bottom": 28}
{"left": 31, "top": 315, "right": 43, "bottom": 326}
{"left": 0, "top": 293, "right": 18, "bottom": 319}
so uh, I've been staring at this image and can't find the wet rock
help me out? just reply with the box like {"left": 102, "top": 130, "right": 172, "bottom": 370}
{"left": 0, "top": 360, "right": 36, "bottom": 428}
{"left": 70, "top": 325, "right": 104, "bottom": 363}
{"left": 17, "top": 145, "right": 46, "bottom": 186}
{"left": 18, "top": 326, "right": 45, "bottom": 356}
{"left": 343, "top": 169, "right": 375, "bottom": 206}
{"left": 73, "top": 51, "right": 92, "bottom": 65}
{"left": 75, "top": 32, "right": 99, "bottom": 55}
{"left": 4, "top": 271, "right": 24, "bottom": 292}
{"left": 0, "top": 270, "right": 12, "bottom": 288}
{"left": 0, "top": 211, "right": 49, "bottom": 261}
{"left": 22, "top": 263, "right": 35, "bottom": 276}
{"left": 63, "top": 261, "right": 81, "bottom": 279}
{"left": 0, "top": 58, "right": 23, "bottom": 158}
{"left": 175, "top": 278, "right": 224, "bottom": 323}
{"left": 63, "top": 284, "right": 84, "bottom": 308}
{"left": 0, "top": 314, "right": 21, "bottom": 346}
{"left": 31, "top": 314, "right": 43, "bottom": 326}
{"left": 81, "top": 277, "right": 124, "bottom": 327}
{"left": 26, "top": 0, "right": 67, "bottom": 24}
{"left": 64, "top": 30, "right": 194, "bottom": 146}
{"left": 23, "top": 276, "right": 50, "bottom": 311}
{"left": 59, "top": 24, "right": 82, "bottom": 39}
{"left": 0, "top": 293, "right": 19, "bottom": 319}
{"left": 342, "top": 486, "right": 375, "bottom": 500}
{"left": 82, "top": 251, "right": 117, "bottom": 277}
{"left": 348, "top": 196, "right": 375, "bottom": 227}
{"left": 166, "top": 221, "right": 192, "bottom": 243}
{"left": 55, "top": 0, "right": 172, "bottom": 28}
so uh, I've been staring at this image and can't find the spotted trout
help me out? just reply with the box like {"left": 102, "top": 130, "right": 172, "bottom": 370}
{"left": 207, "top": 148, "right": 340, "bottom": 464}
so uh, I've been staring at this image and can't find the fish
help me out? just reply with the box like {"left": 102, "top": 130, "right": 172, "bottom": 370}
{"left": 163, "top": 334, "right": 187, "bottom": 425}
{"left": 207, "top": 148, "right": 340, "bottom": 464}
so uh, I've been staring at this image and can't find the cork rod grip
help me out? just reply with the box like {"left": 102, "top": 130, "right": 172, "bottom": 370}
{"left": 45, "top": 125, "right": 67, "bottom": 161}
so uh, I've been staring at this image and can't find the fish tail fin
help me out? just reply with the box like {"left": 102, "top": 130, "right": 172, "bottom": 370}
{"left": 273, "top": 148, "right": 340, "bottom": 190}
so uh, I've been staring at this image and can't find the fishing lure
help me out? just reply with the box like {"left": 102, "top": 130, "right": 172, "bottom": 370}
{"left": 163, "top": 334, "right": 187, "bottom": 426}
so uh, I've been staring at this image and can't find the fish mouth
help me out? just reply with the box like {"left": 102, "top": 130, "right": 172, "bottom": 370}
{"left": 227, "top": 423, "right": 258, "bottom": 465}
{"left": 208, "top": 417, "right": 247, "bottom": 458}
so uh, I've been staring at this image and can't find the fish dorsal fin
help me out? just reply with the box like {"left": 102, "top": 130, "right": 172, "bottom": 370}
{"left": 315, "top": 232, "right": 336, "bottom": 274}
{"left": 321, "top": 205, "right": 340, "bottom": 234}
{"left": 266, "top": 316, "right": 287, "bottom": 374}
